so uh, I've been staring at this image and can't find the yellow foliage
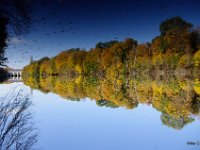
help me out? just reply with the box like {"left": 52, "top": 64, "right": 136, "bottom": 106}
{"left": 74, "top": 76, "right": 82, "bottom": 84}
{"left": 193, "top": 50, "right": 200, "bottom": 67}
{"left": 75, "top": 65, "right": 82, "bottom": 74}
{"left": 194, "top": 79, "right": 200, "bottom": 95}
{"left": 178, "top": 54, "right": 191, "bottom": 68}
{"left": 152, "top": 53, "right": 163, "bottom": 66}
{"left": 178, "top": 80, "right": 187, "bottom": 91}
{"left": 152, "top": 81, "right": 164, "bottom": 98}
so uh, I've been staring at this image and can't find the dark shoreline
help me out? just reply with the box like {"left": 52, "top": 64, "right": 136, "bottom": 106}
{"left": 0, "top": 68, "right": 9, "bottom": 82}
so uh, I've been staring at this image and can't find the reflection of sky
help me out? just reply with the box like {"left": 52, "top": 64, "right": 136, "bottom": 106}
{"left": 5, "top": 0, "right": 200, "bottom": 69}
{"left": 0, "top": 82, "right": 30, "bottom": 98}
{"left": 0, "top": 82, "right": 200, "bottom": 149}
{"left": 30, "top": 89, "right": 200, "bottom": 150}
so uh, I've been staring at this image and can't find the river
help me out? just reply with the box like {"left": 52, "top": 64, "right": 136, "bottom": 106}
{"left": 0, "top": 76, "right": 200, "bottom": 150}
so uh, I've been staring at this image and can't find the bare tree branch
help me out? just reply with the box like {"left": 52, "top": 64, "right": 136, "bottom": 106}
{"left": 0, "top": 84, "right": 38, "bottom": 150}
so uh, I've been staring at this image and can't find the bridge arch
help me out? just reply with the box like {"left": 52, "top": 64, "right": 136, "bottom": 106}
{"left": 7, "top": 69, "right": 22, "bottom": 81}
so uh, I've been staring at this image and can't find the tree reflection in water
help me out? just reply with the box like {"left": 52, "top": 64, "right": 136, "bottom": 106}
{"left": 161, "top": 113, "right": 194, "bottom": 130}
{"left": 23, "top": 74, "right": 200, "bottom": 130}
{"left": 0, "top": 84, "right": 37, "bottom": 150}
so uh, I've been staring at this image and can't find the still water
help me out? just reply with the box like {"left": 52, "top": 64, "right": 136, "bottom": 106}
{"left": 0, "top": 75, "right": 200, "bottom": 150}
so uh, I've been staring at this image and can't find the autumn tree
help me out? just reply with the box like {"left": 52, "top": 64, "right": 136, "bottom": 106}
{"left": 160, "top": 16, "right": 193, "bottom": 36}
{"left": 39, "top": 57, "right": 51, "bottom": 77}
{"left": 23, "top": 17, "right": 200, "bottom": 77}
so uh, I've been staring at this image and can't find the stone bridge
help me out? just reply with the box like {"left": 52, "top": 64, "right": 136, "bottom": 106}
{"left": 7, "top": 69, "right": 22, "bottom": 81}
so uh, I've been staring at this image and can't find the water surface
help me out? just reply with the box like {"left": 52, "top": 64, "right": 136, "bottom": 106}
{"left": 0, "top": 76, "right": 200, "bottom": 150}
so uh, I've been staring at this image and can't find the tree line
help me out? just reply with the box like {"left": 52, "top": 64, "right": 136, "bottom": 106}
{"left": 23, "top": 17, "right": 200, "bottom": 79}
{"left": 22, "top": 71, "right": 200, "bottom": 130}
{"left": 22, "top": 16, "right": 200, "bottom": 130}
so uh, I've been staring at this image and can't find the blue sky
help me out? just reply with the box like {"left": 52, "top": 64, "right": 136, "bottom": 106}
{"left": 5, "top": 0, "right": 200, "bottom": 69}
